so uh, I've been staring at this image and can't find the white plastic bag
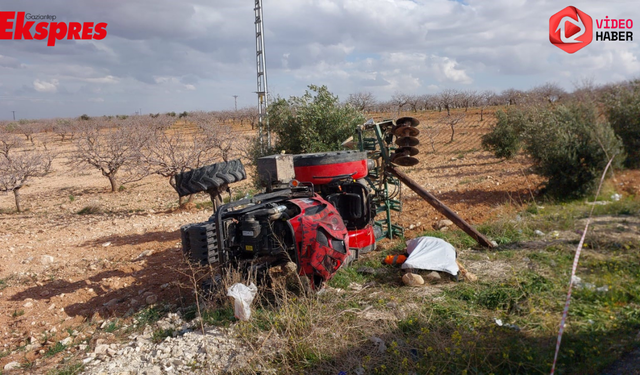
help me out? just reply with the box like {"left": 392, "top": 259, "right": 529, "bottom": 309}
{"left": 401, "top": 236, "right": 459, "bottom": 276}
{"left": 227, "top": 283, "right": 258, "bottom": 321}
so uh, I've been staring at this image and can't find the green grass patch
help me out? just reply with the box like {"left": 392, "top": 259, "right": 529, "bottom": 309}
{"left": 104, "top": 320, "right": 120, "bottom": 333}
{"left": 44, "top": 342, "right": 66, "bottom": 357}
{"left": 134, "top": 306, "right": 165, "bottom": 326}
{"left": 201, "top": 306, "right": 235, "bottom": 327}
{"left": 478, "top": 220, "right": 529, "bottom": 245}
{"left": 328, "top": 266, "right": 371, "bottom": 289}
{"left": 181, "top": 305, "right": 198, "bottom": 322}
{"left": 152, "top": 328, "right": 173, "bottom": 343}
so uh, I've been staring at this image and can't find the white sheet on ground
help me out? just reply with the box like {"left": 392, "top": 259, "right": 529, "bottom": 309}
{"left": 401, "top": 236, "right": 459, "bottom": 276}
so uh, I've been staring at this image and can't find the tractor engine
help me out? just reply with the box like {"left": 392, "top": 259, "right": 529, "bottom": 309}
{"left": 225, "top": 203, "right": 296, "bottom": 260}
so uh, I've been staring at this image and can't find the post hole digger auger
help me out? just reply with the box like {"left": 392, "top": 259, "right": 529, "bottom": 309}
{"left": 175, "top": 117, "right": 494, "bottom": 290}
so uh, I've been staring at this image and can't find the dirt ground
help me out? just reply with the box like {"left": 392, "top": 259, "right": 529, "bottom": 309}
{"left": 1, "top": 110, "right": 638, "bottom": 372}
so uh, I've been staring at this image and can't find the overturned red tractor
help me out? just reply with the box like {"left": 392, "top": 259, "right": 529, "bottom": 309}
{"left": 175, "top": 117, "right": 493, "bottom": 289}
{"left": 177, "top": 150, "right": 376, "bottom": 289}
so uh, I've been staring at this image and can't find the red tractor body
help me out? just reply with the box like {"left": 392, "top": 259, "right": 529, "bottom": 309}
{"left": 178, "top": 151, "right": 378, "bottom": 287}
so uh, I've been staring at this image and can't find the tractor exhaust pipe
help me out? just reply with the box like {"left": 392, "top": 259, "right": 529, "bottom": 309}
{"left": 386, "top": 165, "right": 495, "bottom": 248}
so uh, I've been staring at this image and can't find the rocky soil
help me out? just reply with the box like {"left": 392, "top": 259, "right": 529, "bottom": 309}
{"left": 82, "top": 314, "right": 251, "bottom": 375}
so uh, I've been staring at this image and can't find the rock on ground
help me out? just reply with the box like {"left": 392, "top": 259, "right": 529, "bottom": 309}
{"left": 402, "top": 273, "right": 425, "bottom": 286}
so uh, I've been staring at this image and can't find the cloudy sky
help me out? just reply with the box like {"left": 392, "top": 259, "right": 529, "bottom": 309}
{"left": 0, "top": 0, "right": 638, "bottom": 120}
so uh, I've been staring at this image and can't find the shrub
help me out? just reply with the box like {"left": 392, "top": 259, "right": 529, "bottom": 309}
{"left": 524, "top": 103, "right": 623, "bottom": 198}
{"left": 481, "top": 108, "right": 524, "bottom": 159}
{"left": 602, "top": 81, "right": 640, "bottom": 168}
{"left": 268, "top": 85, "right": 365, "bottom": 155}
{"left": 482, "top": 103, "right": 623, "bottom": 198}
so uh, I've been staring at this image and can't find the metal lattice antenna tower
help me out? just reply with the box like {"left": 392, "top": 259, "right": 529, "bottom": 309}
{"left": 254, "top": 0, "right": 270, "bottom": 148}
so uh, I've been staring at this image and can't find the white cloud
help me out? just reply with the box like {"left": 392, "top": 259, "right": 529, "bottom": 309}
{"left": 82, "top": 75, "right": 119, "bottom": 84}
{"left": 437, "top": 57, "right": 473, "bottom": 84}
{"left": 33, "top": 79, "right": 59, "bottom": 93}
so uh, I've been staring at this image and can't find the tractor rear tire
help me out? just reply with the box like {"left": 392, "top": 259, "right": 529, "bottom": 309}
{"left": 174, "top": 160, "right": 246, "bottom": 197}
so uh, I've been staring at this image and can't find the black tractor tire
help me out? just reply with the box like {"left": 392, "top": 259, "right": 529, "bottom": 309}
{"left": 174, "top": 159, "right": 246, "bottom": 197}
{"left": 180, "top": 221, "right": 219, "bottom": 265}
{"left": 218, "top": 173, "right": 235, "bottom": 184}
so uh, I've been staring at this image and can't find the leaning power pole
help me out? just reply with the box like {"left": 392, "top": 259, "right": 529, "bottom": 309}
{"left": 254, "top": 0, "right": 270, "bottom": 148}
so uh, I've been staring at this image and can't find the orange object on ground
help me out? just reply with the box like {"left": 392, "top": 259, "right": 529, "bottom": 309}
{"left": 384, "top": 254, "right": 407, "bottom": 265}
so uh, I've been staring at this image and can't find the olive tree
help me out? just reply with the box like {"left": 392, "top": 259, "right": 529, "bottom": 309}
{"left": 602, "top": 80, "right": 640, "bottom": 168}
{"left": 268, "top": 85, "right": 365, "bottom": 155}
{"left": 482, "top": 103, "right": 623, "bottom": 198}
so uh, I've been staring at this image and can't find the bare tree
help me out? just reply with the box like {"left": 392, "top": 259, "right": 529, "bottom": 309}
{"left": 53, "top": 119, "right": 79, "bottom": 142}
{"left": 478, "top": 90, "right": 496, "bottom": 121}
{"left": 372, "top": 99, "right": 395, "bottom": 115}
{"left": 419, "top": 94, "right": 436, "bottom": 111}
{"left": 438, "top": 113, "right": 466, "bottom": 143}
{"left": 529, "top": 82, "right": 566, "bottom": 104}
{"left": 501, "top": 88, "right": 524, "bottom": 106}
{"left": 347, "top": 92, "right": 377, "bottom": 113}
{"left": 438, "top": 89, "right": 457, "bottom": 116}
{"left": 17, "top": 120, "right": 39, "bottom": 145}
{"left": 239, "top": 107, "right": 259, "bottom": 130}
{"left": 405, "top": 95, "right": 423, "bottom": 112}
{"left": 456, "top": 90, "right": 476, "bottom": 112}
{"left": 571, "top": 77, "right": 597, "bottom": 102}
{"left": 0, "top": 129, "right": 22, "bottom": 156}
{"left": 71, "top": 120, "right": 151, "bottom": 192}
{"left": 0, "top": 132, "right": 53, "bottom": 212}
{"left": 143, "top": 121, "right": 219, "bottom": 205}
{"left": 390, "top": 93, "right": 410, "bottom": 115}
{"left": 192, "top": 112, "right": 238, "bottom": 162}
{"left": 422, "top": 122, "right": 442, "bottom": 153}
